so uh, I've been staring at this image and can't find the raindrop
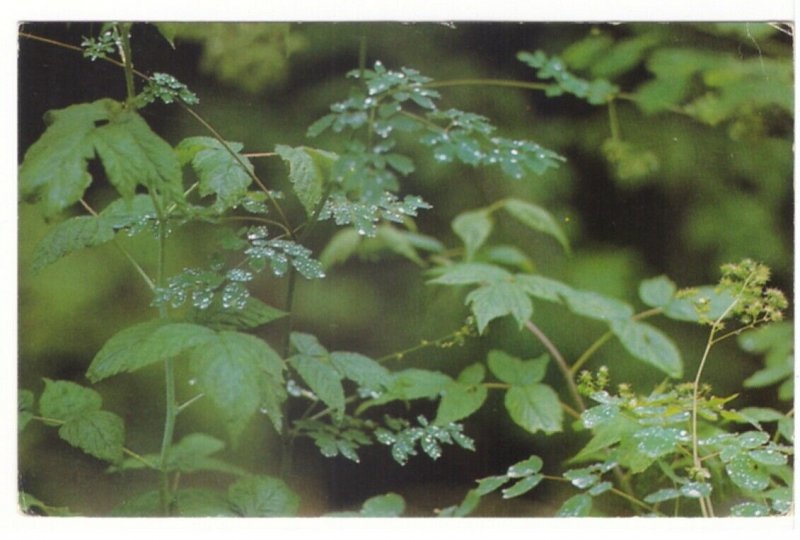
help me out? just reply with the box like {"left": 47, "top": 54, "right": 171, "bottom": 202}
{"left": 259, "top": 407, "right": 269, "bottom": 415}
{"left": 188, "top": 378, "right": 197, "bottom": 386}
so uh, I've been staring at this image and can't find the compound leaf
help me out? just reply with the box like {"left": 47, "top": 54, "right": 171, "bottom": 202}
{"left": 88, "top": 320, "right": 216, "bottom": 382}
{"left": 19, "top": 99, "right": 111, "bottom": 216}
{"left": 503, "top": 198, "right": 570, "bottom": 253}
{"left": 610, "top": 319, "right": 683, "bottom": 378}
{"left": 504, "top": 383, "right": 563, "bottom": 435}
{"left": 228, "top": 475, "right": 300, "bottom": 517}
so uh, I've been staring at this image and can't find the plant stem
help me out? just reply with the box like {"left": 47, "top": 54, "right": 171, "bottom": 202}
{"left": 116, "top": 23, "right": 136, "bottom": 104}
{"left": 524, "top": 320, "right": 584, "bottom": 411}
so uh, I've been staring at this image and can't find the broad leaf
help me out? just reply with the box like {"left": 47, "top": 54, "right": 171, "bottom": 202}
{"left": 94, "top": 110, "right": 183, "bottom": 201}
{"left": 360, "top": 493, "right": 406, "bottom": 517}
{"left": 428, "top": 262, "right": 511, "bottom": 286}
{"left": 275, "top": 144, "right": 337, "bottom": 217}
{"left": 190, "top": 331, "right": 285, "bottom": 439}
{"left": 228, "top": 475, "right": 300, "bottom": 517}
{"left": 507, "top": 455, "right": 544, "bottom": 477}
{"left": 190, "top": 297, "right": 287, "bottom": 330}
{"left": 639, "top": 275, "right": 677, "bottom": 308}
{"left": 556, "top": 493, "right": 592, "bottom": 517}
{"left": 487, "top": 350, "right": 548, "bottom": 386}
{"left": 610, "top": 320, "right": 683, "bottom": 378}
{"left": 88, "top": 320, "right": 216, "bottom": 382}
{"left": 452, "top": 209, "right": 493, "bottom": 260}
{"left": 561, "top": 289, "right": 634, "bottom": 321}
{"left": 662, "top": 286, "right": 736, "bottom": 322}
{"left": 99, "top": 194, "right": 158, "bottom": 230}
{"left": 502, "top": 474, "right": 543, "bottom": 499}
{"left": 18, "top": 389, "right": 34, "bottom": 432}
{"left": 31, "top": 216, "right": 116, "bottom": 272}
{"left": 39, "top": 379, "right": 102, "bottom": 421}
{"left": 504, "top": 383, "right": 563, "bottom": 435}
{"left": 289, "top": 346, "right": 345, "bottom": 420}
{"left": 435, "top": 380, "right": 487, "bottom": 425}
{"left": 466, "top": 281, "right": 533, "bottom": 333}
{"left": 176, "top": 136, "right": 254, "bottom": 210}
{"left": 725, "top": 454, "right": 770, "bottom": 492}
{"left": 58, "top": 410, "right": 125, "bottom": 462}
{"left": 329, "top": 351, "right": 391, "bottom": 393}
{"left": 515, "top": 273, "right": 572, "bottom": 303}
{"left": 111, "top": 489, "right": 236, "bottom": 517}
{"left": 19, "top": 99, "right": 111, "bottom": 216}
{"left": 503, "top": 198, "right": 570, "bottom": 253}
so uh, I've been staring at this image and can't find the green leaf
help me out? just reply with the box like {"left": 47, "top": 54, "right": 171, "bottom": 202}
{"left": 190, "top": 297, "right": 287, "bottom": 330}
{"left": 730, "top": 502, "right": 771, "bottom": 517}
{"left": 19, "top": 492, "right": 76, "bottom": 516}
{"left": 466, "top": 281, "right": 533, "bottom": 333}
{"left": 475, "top": 475, "right": 508, "bottom": 496}
{"left": 275, "top": 144, "right": 337, "bottom": 217}
{"left": 502, "top": 474, "right": 543, "bottom": 499}
{"left": 632, "top": 426, "right": 690, "bottom": 458}
{"left": 99, "top": 194, "right": 157, "bottom": 229}
{"left": 502, "top": 198, "right": 570, "bottom": 253}
{"left": 160, "top": 433, "right": 245, "bottom": 476}
{"left": 112, "top": 489, "right": 236, "bottom": 517}
{"left": 561, "top": 289, "right": 634, "bottom": 321}
{"left": 154, "top": 22, "right": 178, "bottom": 48}
{"left": 487, "top": 351, "right": 549, "bottom": 386}
{"left": 515, "top": 273, "right": 573, "bottom": 303}
{"left": 725, "top": 454, "right": 770, "bottom": 492}
{"left": 435, "top": 379, "right": 487, "bottom": 425}
{"left": 88, "top": 320, "right": 216, "bottom": 382}
{"left": 748, "top": 448, "right": 788, "bottom": 466}
{"left": 507, "top": 455, "right": 544, "bottom": 477}
{"left": 452, "top": 209, "right": 493, "bottom": 260}
{"left": 644, "top": 488, "right": 681, "bottom": 504}
{"left": 39, "top": 379, "right": 102, "bottom": 421}
{"left": 610, "top": 320, "right": 683, "bottom": 378}
{"left": 438, "top": 489, "right": 481, "bottom": 517}
{"left": 639, "top": 275, "right": 677, "bottom": 308}
{"left": 19, "top": 99, "right": 111, "bottom": 216}
{"left": 58, "top": 410, "right": 125, "bottom": 462}
{"left": 480, "top": 244, "right": 534, "bottom": 272}
{"left": 18, "top": 390, "right": 35, "bottom": 433}
{"left": 320, "top": 228, "right": 362, "bottom": 268}
{"left": 360, "top": 493, "right": 406, "bottom": 517}
{"left": 329, "top": 351, "right": 391, "bottom": 393}
{"left": 364, "top": 369, "right": 452, "bottom": 409}
{"left": 428, "top": 262, "right": 511, "bottom": 286}
{"left": 662, "top": 286, "right": 736, "bottom": 322}
{"left": 31, "top": 215, "right": 116, "bottom": 272}
{"left": 504, "top": 383, "right": 563, "bottom": 435}
{"left": 743, "top": 361, "right": 793, "bottom": 389}
{"left": 176, "top": 136, "right": 254, "bottom": 210}
{"left": 289, "top": 353, "right": 346, "bottom": 422}
{"left": 190, "top": 331, "right": 285, "bottom": 439}
{"left": 228, "top": 475, "right": 300, "bottom": 517}
{"left": 94, "top": 110, "right": 182, "bottom": 200}
{"left": 557, "top": 493, "right": 592, "bottom": 517}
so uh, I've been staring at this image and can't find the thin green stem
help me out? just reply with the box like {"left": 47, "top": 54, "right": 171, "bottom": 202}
{"left": 524, "top": 320, "right": 584, "bottom": 411}
{"left": 424, "top": 78, "right": 552, "bottom": 93}
{"left": 116, "top": 23, "right": 136, "bottom": 104}
{"left": 122, "top": 447, "right": 157, "bottom": 469}
{"left": 177, "top": 393, "right": 205, "bottom": 414}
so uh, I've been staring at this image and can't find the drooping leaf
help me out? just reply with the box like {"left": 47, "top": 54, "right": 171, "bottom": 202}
{"left": 58, "top": 410, "right": 125, "bottom": 463}
{"left": 487, "top": 351, "right": 549, "bottom": 386}
{"left": 94, "top": 109, "right": 183, "bottom": 201}
{"left": 610, "top": 319, "right": 683, "bottom": 378}
{"left": 190, "top": 331, "right": 285, "bottom": 440}
{"left": 88, "top": 320, "right": 216, "bottom": 382}
{"left": 39, "top": 379, "right": 102, "bottom": 421}
{"left": 289, "top": 352, "right": 345, "bottom": 422}
{"left": 275, "top": 144, "right": 337, "bottom": 217}
{"left": 452, "top": 209, "right": 493, "bottom": 260}
{"left": 502, "top": 198, "right": 570, "bottom": 253}
{"left": 228, "top": 475, "right": 300, "bottom": 517}
{"left": 19, "top": 99, "right": 112, "bottom": 216}
{"left": 639, "top": 275, "right": 677, "bottom": 308}
{"left": 504, "top": 383, "right": 563, "bottom": 435}
{"left": 31, "top": 216, "right": 116, "bottom": 272}
{"left": 466, "top": 281, "right": 533, "bottom": 333}
{"left": 476, "top": 475, "right": 509, "bottom": 496}
{"left": 18, "top": 389, "right": 35, "bottom": 432}
{"left": 176, "top": 136, "right": 254, "bottom": 210}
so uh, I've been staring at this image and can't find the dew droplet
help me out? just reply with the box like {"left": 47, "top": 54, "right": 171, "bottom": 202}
{"left": 188, "top": 378, "right": 197, "bottom": 386}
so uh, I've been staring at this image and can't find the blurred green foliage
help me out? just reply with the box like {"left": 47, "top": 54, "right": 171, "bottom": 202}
{"left": 17, "top": 21, "right": 792, "bottom": 516}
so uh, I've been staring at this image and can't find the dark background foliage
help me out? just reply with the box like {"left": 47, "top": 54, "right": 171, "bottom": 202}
{"left": 18, "top": 21, "right": 792, "bottom": 515}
